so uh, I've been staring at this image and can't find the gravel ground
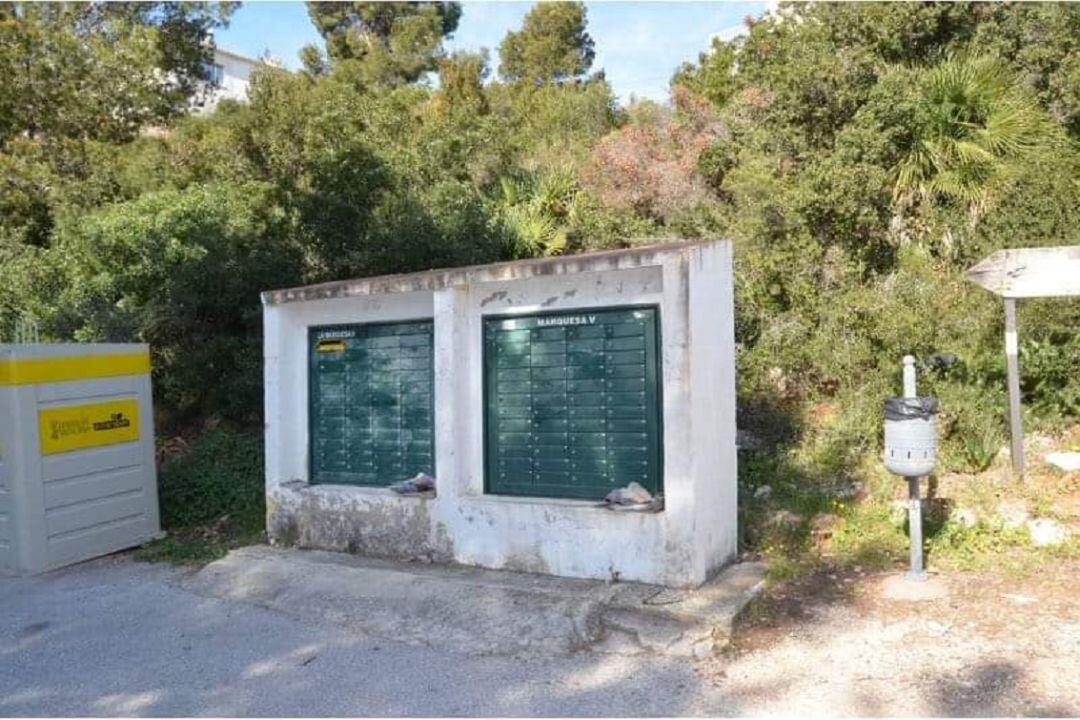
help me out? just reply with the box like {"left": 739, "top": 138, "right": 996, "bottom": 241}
{"left": 1, "top": 553, "right": 1078, "bottom": 716}
{"left": 709, "top": 564, "right": 1080, "bottom": 717}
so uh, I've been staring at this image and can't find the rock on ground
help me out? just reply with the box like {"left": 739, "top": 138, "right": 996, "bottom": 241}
{"left": 1045, "top": 452, "right": 1080, "bottom": 473}
{"left": 1027, "top": 518, "right": 1070, "bottom": 547}
{"left": 950, "top": 507, "right": 978, "bottom": 528}
{"left": 996, "top": 499, "right": 1031, "bottom": 529}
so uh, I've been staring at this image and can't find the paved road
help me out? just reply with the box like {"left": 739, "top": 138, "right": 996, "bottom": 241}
{"left": 6, "top": 553, "right": 1076, "bottom": 716}
{"left": 0, "top": 556, "right": 737, "bottom": 717}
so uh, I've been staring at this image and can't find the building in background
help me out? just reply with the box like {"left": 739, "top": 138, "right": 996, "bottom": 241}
{"left": 192, "top": 47, "right": 277, "bottom": 114}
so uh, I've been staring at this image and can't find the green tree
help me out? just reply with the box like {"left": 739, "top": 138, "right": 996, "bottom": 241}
{"left": 672, "top": 37, "right": 738, "bottom": 109}
{"left": 433, "top": 50, "right": 490, "bottom": 117}
{"left": 893, "top": 55, "right": 1063, "bottom": 229}
{"left": 967, "top": 3, "right": 1080, "bottom": 138}
{"left": 487, "top": 77, "right": 619, "bottom": 170}
{"left": 498, "top": 2, "right": 594, "bottom": 85}
{"left": 298, "top": 43, "right": 329, "bottom": 77}
{"left": 0, "top": 2, "right": 236, "bottom": 146}
{"left": 34, "top": 182, "right": 301, "bottom": 424}
{"left": 305, "top": 1, "right": 461, "bottom": 85}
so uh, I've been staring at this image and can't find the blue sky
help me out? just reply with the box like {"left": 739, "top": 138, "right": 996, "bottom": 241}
{"left": 214, "top": 1, "right": 766, "bottom": 104}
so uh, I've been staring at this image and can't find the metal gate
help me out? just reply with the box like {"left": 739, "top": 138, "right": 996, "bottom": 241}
{"left": 309, "top": 321, "right": 434, "bottom": 486}
{"left": 483, "top": 307, "right": 662, "bottom": 500}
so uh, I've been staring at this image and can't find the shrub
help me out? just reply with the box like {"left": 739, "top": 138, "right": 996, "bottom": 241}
{"left": 157, "top": 428, "right": 264, "bottom": 529}
{"left": 32, "top": 182, "right": 302, "bottom": 426}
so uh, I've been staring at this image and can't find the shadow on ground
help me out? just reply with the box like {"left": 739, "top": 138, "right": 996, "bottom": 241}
{"left": 0, "top": 555, "right": 739, "bottom": 717}
{"left": 928, "top": 661, "right": 1075, "bottom": 718}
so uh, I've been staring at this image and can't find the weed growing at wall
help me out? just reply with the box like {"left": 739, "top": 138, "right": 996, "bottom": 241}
{"left": 139, "top": 428, "right": 265, "bottom": 564}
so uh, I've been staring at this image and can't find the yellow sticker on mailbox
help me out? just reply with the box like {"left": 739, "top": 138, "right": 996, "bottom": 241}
{"left": 38, "top": 399, "right": 140, "bottom": 455}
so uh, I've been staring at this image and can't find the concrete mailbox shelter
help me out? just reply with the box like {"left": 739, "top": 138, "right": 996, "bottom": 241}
{"left": 262, "top": 239, "right": 737, "bottom": 587}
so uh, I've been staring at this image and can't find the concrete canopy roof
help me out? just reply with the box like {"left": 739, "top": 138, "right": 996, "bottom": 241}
{"left": 261, "top": 239, "right": 725, "bottom": 306}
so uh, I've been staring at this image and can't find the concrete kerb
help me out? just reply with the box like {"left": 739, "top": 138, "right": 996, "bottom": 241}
{"left": 183, "top": 545, "right": 765, "bottom": 658}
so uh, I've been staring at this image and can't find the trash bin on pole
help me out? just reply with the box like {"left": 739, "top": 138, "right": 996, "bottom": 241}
{"left": 883, "top": 355, "right": 938, "bottom": 580}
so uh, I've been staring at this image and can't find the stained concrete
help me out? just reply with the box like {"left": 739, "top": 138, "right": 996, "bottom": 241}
{"left": 879, "top": 573, "right": 950, "bottom": 601}
{"left": 260, "top": 240, "right": 710, "bottom": 305}
{"left": 266, "top": 482, "right": 452, "bottom": 563}
{"left": 183, "top": 546, "right": 765, "bottom": 658}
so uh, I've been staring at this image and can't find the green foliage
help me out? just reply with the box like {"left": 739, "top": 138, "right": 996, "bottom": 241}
{"left": 434, "top": 50, "right": 490, "bottom": 118}
{"left": 139, "top": 428, "right": 265, "bottom": 564}
{"left": 926, "top": 521, "right": 1033, "bottom": 572}
{"left": 305, "top": 1, "right": 460, "bottom": 85}
{"left": 493, "top": 168, "right": 581, "bottom": 255}
{"left": 1021, "top": 333, "right": 1080, "bottom": 422}
{"left": 655, "top": 4, "right": 1080, "bottom": 582}
{"left": 894, "top": 55, "right": 1063, "bottom": 228}
{"left": 498, "top": 2, "right": 594, "bottom": 85}
{"left": 672, "top": 38, "right": 739, "bottom": 109}
{"left": 34, "top": 182, "right": 301, "bottom": 425}
{"left": 0, "top": 2, "right": 236, "bottom": 147}
{"left": 488, "top": 77, "right": 620, "bottom": 170}
{"left": 156, "top": 428, "right": 264, "bottom": 528}
{"left": 665, "top": 6, "right": 1080, "bottom": 485}
{"left": 967, "top": 3, "right": 1080, "bottom": 138}
{"left": 828, "top": 504, "right": 909, "bottom": 570}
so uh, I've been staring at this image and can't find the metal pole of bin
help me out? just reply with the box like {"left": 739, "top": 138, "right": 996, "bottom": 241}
{"left": 902, "top": 355, "right": 926, "bottom": 581}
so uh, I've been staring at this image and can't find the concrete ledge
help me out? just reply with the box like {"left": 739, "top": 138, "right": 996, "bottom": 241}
{"left": 183, "top": 545, "right": 765, "bottom": 658}
{"left": 267, "top": 484, "right": 450, "bottom": 563}
{"left": 261, "top": 240, "right": 710, "bottom": 305}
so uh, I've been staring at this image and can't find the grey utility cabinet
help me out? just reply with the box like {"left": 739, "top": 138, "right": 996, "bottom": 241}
{"left": 0, "top": 344, "right": 161, "bottom": 575}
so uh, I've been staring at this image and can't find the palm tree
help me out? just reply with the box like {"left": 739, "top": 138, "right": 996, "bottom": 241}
{"left": 894, "top": 55, "right": 1060, "bottom": 228}
{"left": 494, "top": 168, "right": 582, "bottom": 256}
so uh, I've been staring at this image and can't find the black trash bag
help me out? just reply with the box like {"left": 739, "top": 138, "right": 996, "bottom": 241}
{"left": 884, "top": 396, "right": 939, "bottom": 421}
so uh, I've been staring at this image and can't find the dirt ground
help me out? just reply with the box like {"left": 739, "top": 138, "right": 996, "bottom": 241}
{"left": 697, "top": 560, "right": 1080, "bottom": 716}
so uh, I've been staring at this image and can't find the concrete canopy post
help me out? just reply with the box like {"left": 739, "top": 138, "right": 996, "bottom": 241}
{"left": 688, "top": 241, "right": 738, "bottom": 578}
{"left": 432, "top": 286, "right": 470, "bottom": 504}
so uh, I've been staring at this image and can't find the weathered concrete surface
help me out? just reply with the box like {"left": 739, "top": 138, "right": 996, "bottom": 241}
{"left": 267, "top": 482, "right": 452, "bottom": 563}
{"left": 183, "top": 546, "right": 765, "bottom": 658}
{"left": 6, "top": 552, "right": 1076, "bottom": 716}
{"left": 261, "top": 240, "right": 711, "bottom": 305}
{"left": 879, "top": 573, "right": 950, "bottom": 602}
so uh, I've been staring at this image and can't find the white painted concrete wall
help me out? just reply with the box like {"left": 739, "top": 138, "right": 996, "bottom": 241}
{"left": 262, "top": 241, "right": 737, "bottom": 587}
{"left": 192, "top": 49, "right": 263, "bottom": 114}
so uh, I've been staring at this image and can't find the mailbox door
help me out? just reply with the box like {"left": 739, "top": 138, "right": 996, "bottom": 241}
{"left": 309, "top": 321, "right": 434, "bottom": 486}
{"left": 483, "top": 307, "right": 663, "bottom": 500}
